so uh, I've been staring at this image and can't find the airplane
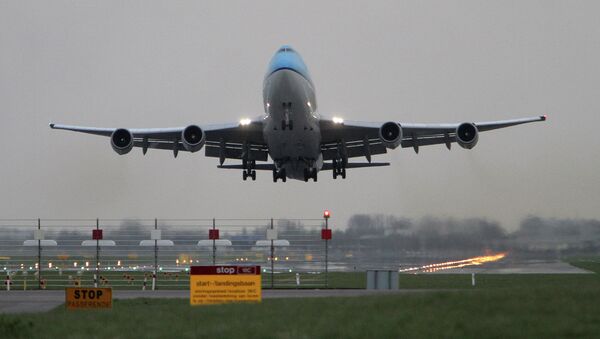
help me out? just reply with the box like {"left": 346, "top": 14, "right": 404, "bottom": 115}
{"left": 50, "top": 45, "right": 546, "bottom": 182}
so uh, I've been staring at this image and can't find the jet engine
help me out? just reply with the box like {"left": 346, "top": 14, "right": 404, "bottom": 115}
{"left": 379, "top": 121, "right": 403, "bottom": 149}
{"left": 181, "top": 125, "right": 205, "bottom": 152}
{"left": 110, "top": 128, "right": 134, "bottom": 155}
{"left": 456, "top": 122, "right": 479, "bottom": 149}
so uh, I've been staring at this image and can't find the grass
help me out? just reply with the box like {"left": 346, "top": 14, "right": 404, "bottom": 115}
{"left": 568, "top": 257, "right": 600, "bottom": 274}
{"left": 2, "top": 266, "right": 599, "bottom": 338}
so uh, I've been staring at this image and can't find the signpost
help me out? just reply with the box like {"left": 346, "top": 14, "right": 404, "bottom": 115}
{"left": 65, "top": 287, "right": 112, "bottom": 310}
{"left": 190, "top": 266, "right": 261, "bottom": 305}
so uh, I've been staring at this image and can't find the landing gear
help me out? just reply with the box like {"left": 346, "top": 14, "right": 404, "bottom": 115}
{"left": 242, "top": 170, "right": 256, "bottom": 181}
{"left": 332, "top": 159, "right": 346, "bottom": 179}
{"left": 303, "top": 168, "right": 317, "bottom": 182}
{"left": 281, "top": 120, "right": 293, "bottom": 130}
{"left": 242, "top": 160, "right": 256, "bottom": 181}
{"left": 273, "top": 168, "right": 286, "bottom": 182}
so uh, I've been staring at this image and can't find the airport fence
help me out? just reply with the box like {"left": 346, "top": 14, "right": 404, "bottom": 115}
{"left": 0, "top": 218, "right": 331, "bottom": 290}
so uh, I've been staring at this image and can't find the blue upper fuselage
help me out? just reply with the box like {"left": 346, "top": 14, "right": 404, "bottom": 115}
{"left": 265, "top": 45, "right": 313, "bottom": 85}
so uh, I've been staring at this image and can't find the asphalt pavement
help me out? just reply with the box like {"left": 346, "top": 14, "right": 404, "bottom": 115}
{"left": 0, "top": 289, "right": 420, "bottom": 314}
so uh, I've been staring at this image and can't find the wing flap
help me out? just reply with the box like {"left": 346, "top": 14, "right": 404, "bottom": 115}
{"left": 217, "top": 164, "right": 275, "bottom": 171}
{"left": 205, "top": 144, "right": 268, "bottom": 161}
{"left": 321, "top": 162, "right": 390, "bottom": 170}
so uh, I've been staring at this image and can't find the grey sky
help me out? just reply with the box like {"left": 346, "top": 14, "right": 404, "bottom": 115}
{"left": 1, "top": 1, "right": 599, "bottom": 229}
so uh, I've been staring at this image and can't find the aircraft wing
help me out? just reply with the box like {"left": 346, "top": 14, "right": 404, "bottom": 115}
{"left": 319, "top": 115, "right": 546, "bottom": 160}
{"left": 49, "top": 118, "right": 267, "bottom": 163}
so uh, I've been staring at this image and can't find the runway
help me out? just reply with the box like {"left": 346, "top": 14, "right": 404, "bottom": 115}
{"left": 430, "top": 260, "right": 593, "bottom": 274}
{"left": 0, "top": 289, "right": 426, "bottom": 314}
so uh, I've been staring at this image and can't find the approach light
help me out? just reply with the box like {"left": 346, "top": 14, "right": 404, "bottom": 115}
{"left": 332, "top": 117, "right": 344, "bottom": 124}
{"left": 240, "top": 118, "right": 252, "bottom": 126}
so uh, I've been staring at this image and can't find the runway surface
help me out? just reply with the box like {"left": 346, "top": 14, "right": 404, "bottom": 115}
{"left": 431, "top": 260, "right": 592, "bottom": 274}
{"left": 0, "top": 289, "right": 425, "bottom": 314}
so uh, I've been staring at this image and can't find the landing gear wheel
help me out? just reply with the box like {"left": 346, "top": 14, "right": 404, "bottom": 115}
{"left": 251, "top": 170, "right": 256, "bottom": 181}
{"left": 243, "top": 171, "right": 248, "bottom": 181}
{"left": 273, "top": 168, "right": 286, "bottom": 182}
{"left": 333, "top": 170, "right": 338, "bottom": 179}
{"left": 341, "top": 168, "right": 346, "bottom": 179}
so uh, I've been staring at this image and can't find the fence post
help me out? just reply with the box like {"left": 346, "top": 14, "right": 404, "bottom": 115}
{"left": 154, "top": 218, "right": 158, "bottom": 290}
{"left": 212, "top": 218, "right": 216, "bottom": 265}
{"left": 37, "top": 218, "right": 41, "bottom": 290}
{"left": 95, "top": 218, "right": 99, "bottom": 288}
{"left": 270, "top": 218, "right": 274, "bottom": 289}
{"left": 325, "top": 216, "right": 329, "bottom": 288}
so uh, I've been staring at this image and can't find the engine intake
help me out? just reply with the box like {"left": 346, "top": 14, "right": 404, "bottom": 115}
{"left": 456, "top": 122, "right": 479, "bottom": 149}
{"left": 379, "top": 122, "right": 402, "bottom": 149}
{"left": 110, "top": 128, "right": 133, "bottom": 155}
{"left": 181, "top": 125, "right": 205, "bottom": 152}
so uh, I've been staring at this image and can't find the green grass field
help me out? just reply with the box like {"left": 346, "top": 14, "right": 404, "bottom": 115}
{"left": 1, "top": 260, "right": 599, "bottom": 338}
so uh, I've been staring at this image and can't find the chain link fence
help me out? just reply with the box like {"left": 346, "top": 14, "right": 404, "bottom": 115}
{"left": 0, "top": 218, "right": 330, "bottom": 290}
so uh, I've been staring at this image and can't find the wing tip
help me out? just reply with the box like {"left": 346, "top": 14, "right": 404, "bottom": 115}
{"left": 540, "top": 114, "right": 547, "bottom": 121}
{"left": 49, "top": 123, "right": 55, "bottom": 128}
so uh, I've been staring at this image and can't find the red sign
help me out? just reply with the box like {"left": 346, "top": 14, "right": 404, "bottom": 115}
{"left": 92, "top": 229, "right": 103, "bottom": 240}
{"left": 191, "top": 266, "right": 260, "bottom": 275}
{"left": 208, "top": 229, "right": 219, "bottom": 240}
{"left": 321, "top": 229, "right": 332, "bottom": 240}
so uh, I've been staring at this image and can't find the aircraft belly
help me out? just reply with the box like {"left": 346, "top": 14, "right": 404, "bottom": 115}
{"left": 263, "top": 69, "right": 321, "bottom": 179}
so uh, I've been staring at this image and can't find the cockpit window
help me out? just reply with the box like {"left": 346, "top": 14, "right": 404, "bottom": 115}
{"left": 278, "top": 46, "right": 294, "bottom": 53}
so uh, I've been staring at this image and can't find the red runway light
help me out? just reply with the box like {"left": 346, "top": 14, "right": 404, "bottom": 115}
{"left": 323, "top": 210, "right": 331, "bottom": 219}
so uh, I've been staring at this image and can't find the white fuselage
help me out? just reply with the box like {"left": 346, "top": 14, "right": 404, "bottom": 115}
{"left": 262, "top": 69, "right": 322, "bottom": 179}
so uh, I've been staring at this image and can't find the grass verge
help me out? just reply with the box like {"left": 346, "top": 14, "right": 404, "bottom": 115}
{"left": 1, "top": 271, "right": 599, "bottom": 339}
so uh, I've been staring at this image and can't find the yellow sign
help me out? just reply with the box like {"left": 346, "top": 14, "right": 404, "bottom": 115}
{"left": 190, "top": 266, "right": 261, "bottom": 305}
{"left": 65, "top": 287, "right": 112, "bottom": 310}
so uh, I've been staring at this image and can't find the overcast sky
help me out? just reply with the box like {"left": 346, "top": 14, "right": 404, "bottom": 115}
{"left": 1, "top": 1, "right": 599, "bottom": 229}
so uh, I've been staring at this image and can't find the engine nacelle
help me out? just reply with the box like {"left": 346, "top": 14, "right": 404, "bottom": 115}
{"left": 379, "top": 121, "right": 403, "bottom": 149}
{"left": 181, "top": 125, "right": 205, "bottom": 152}
{"left": 110, "top": 128, "right": 133, "bottom": 155}
{"left": 456, "top": 122, "right": 479, "bottom": 149}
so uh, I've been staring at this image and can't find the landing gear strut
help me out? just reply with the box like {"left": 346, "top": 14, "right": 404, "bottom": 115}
{"left": 332, "top": 159, "right": 346, "bottom": 179}
{"left": 242, "top": 160, "right": 256, "bottom": 181}
{"left": 303, "top": 168, "right": 318, "bottom": 182}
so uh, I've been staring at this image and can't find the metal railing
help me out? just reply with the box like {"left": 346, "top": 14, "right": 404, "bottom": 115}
{"left": 0, "top": 218, "right": 329, "bottom": 290}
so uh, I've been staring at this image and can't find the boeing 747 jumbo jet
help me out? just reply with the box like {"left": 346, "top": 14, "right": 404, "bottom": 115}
{"left": 51, "top": 45, "right": 546, "bottom": 182}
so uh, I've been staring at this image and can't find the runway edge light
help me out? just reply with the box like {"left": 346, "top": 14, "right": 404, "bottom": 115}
{"left": 323, "top": 210, "right": 331, "bottom": 219}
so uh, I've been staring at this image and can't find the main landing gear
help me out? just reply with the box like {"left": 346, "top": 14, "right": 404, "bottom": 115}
{"left": 332, "top": 159, "right": 346, "bottom": 179}
{"left": 242, "top": 160, "right": 256, "bottom": 181}
{"left": 273, "top": 168, "right": 286, "bottom": 182}
{"left": 304, "top": 168, "right": 318, "bottom": 182}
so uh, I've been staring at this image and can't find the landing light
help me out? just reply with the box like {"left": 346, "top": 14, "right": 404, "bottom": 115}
{"left": 332, "top": 117, "right": 344, "bottom": 124}
{"left": 240, "top": 118, "right": 252, "bottom": 126}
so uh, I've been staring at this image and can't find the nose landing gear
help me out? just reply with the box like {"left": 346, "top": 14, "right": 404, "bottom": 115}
{"left": 303, "top": 167, "right": 318, "bottom": 182}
